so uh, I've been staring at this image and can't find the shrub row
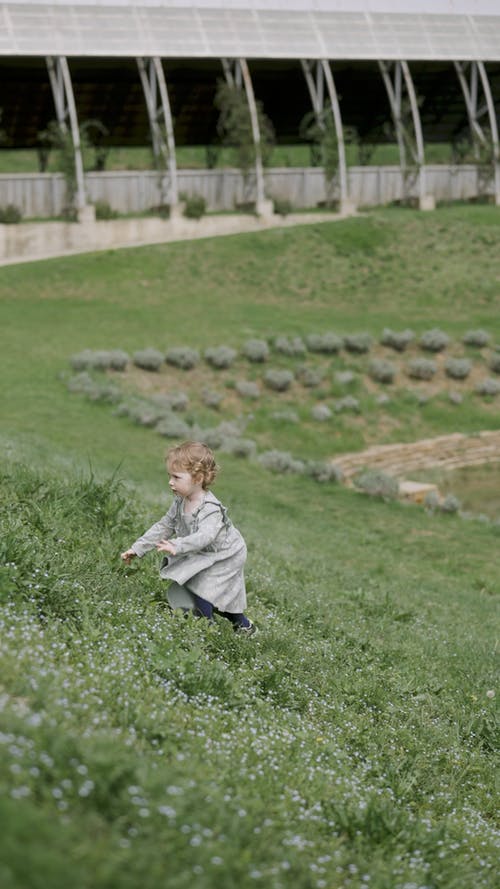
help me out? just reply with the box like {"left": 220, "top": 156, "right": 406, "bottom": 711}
{"left": 70, "top": 326, "right": 498, "bottom": 377}
{"left": 257, "top": 449, "right": 343, "bottom": 483}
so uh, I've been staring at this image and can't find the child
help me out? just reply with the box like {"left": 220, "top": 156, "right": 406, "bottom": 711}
{"left": 121, "top": 441, "right": 256, "bottom": 635}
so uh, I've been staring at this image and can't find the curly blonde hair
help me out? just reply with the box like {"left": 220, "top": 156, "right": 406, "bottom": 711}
{"left": 165, "top": 441, "right": 219, "bottom": 490}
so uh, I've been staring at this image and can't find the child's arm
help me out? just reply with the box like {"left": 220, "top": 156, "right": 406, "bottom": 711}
{"left": 121, "top": 500, "right": 178, "bottom": 561}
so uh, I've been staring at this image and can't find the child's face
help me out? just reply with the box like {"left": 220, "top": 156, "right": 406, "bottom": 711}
{"left": 167, "top": 465, "right": 203, "bottom": 499}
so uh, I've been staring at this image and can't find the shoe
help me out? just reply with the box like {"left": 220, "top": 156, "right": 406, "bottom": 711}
{"left": 235, "top": 621, "right": 258, "bottom": 637}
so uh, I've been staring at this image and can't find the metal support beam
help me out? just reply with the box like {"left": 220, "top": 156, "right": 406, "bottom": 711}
{"left": 221, "top": 58, "right": 271, "bottom": 215}
{"left": 454, "top": 60, "right": 500, "bottom": 204}
{"left": 300, "top": 59, "right": 352, "bottom": 212}
{"left": 46, "top": 56, "right": 88, "bottom": 215}
{"left": 137, "top": 57, "right": 179, "bottom": 209}
{"left": 379, "top": 60, "right": 433, "bottom": 209}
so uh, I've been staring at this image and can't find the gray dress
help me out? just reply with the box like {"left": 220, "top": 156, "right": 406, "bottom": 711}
{"left": 130, "top": 492, "right": 247, "bottom": 613}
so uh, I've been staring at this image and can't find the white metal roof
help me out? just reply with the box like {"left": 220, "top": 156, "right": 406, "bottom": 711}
{"left": 1, "top": 1, "right": 500, "bottom": 61}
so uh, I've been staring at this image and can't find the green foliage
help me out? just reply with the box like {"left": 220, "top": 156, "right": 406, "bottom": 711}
{"left": 344, "top": 332, "right": 373, "bottom": 354}
{"left": 420, "top": 328, "right": 450, "bottom": 352}
{"left": 201, "top": 387, "right": 222, "bottom": 409}
{"left": 368, "top": 358, "right": 397, "bottom": 384}
{"left": 334, "top": 394, "right": 360, "bottom": 413}
{"left": 155, "top": 413, "right": 191, "bottom": 439}
{"left": 296, "top": 365, "right": 324, "bottom": 388}
{"left": 94, "top": 200, "right": 118, "bottom": 220}
{"left": 311, "top": 403, "right": 332, "bottom": 421}
{"left": 354, "top": 469, "right": 399, "bottom": 499}
{"left": 242, "top": 338, "right": 269, "bottom": 363}
{"left": 81, "top": 118, "right": 110, "bottom": 172}
{"left": 36, "top": 121, "right": 87, "bottom": 217}
{"left": 132, "top": 349, "right": 164, "bottom": 372}
{"left": 66, "top": 372, "right": 121, "bottom": 404}
{"left": 0, "top": 203, "right": 22, "bottom": 224}
{"left": 445, "top": 357, "right": 472, "bottom": 380}
{"left": 204, "top": 345, "right": 237, "bottom": 369}
{"left": 462, "top": 329, "right": 491, "bottom": 348}
{"left": 221, "top": 437, "right": 257, "bottom": 458}
{"left": 305, "top": 332, "right": 343, "bottom": 354}
{"left": 263, "top": 368, "right": 294, "bottom": 392}
{"left": 235, "top": 380, "right": 260, "bottom": 400}
{"left": 299, "top": 108, "right": 339, "bottom": 186}
{"left": 257, "top": 449, "right": 305, "bottom": 474}
{"left": 475, "top": 377, "right": 500, "bottom": 396}
{"left": 165, "top": 346, "right": 200, "bottom": 370}
{"left": 488, "top": 352, "right": 500, "bottom": 375}
{"left": 70, "top": 349, "right": 129, "bottom": 372}
{"left": 214, "top": 80, "right": 275, "bottom": 176}
{"left": 182, "top": 193, "right": 206, "bottom": 220}
{"left": 273, "top": 335, "right": 306, "bottom": 356}
{"left": 407, "top": 357, "right": 437, "bottom": 380}
{"left": 440, "top": 493, "right": 462, "bottom": 513}
{"left": 272, "top": 197, "right": 293, "bottom": 216}
{"left": 380, "top": 327, "right": 415, "bottom": 352}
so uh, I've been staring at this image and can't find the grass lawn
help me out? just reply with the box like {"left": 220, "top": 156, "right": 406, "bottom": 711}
{"left": 0, "top": 143, "right": 455, "bottom": 173}
{"left": 1, "top": 205, "right": 499, "bottom": 479}
{"left": 0, "top": 206, "right": 499, "bottom": 889}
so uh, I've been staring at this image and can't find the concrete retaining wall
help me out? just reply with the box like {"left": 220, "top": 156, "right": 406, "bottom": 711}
{"left": 0, "top": 208, "right": 349, "bottom": 265}
{"left": 0, "top": 164, "right": 486, "bottom": 219}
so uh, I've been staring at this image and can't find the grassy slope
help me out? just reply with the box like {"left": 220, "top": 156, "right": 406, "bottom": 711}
{"left": 0, "top": 207, "right": 499, "bottom": 888}
{"left": 1, "top": 205, "right": 500, "bottom": 483}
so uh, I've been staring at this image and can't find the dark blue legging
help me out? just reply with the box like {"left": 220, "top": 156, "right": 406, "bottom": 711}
{"left": 192, "top": 593, "right": 250, "bottom": 628}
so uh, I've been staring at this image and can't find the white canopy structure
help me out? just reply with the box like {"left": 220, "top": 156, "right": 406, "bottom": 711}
{"left": 1, "top": 1, "right": 500, "bottom": 61}
{"left": 1, "top": 1, "right": 499, "bottom": 215}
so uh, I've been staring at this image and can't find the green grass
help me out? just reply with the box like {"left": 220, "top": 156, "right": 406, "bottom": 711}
{"left": 0, "top": 206, "right": 499, "bottom": 888}
{"left": 0, "top": 142, "right": 455, "bottom": 173}
{"left": 410, "top": 463, "right": 500, "bottom": 518}
{"left": 0, "top": 206, "right": 499, "bottom": 478}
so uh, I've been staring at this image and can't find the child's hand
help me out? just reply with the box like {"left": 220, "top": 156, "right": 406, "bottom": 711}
{"left": 121, "top": 549, "right": 137, "bottom": 565}
{"left": 157, "top": 539, "right": 177, "bottom": 556}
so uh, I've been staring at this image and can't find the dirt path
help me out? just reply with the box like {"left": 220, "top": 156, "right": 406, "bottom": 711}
{"left": 332, "top": 430, "right": 500, "bottom": 480}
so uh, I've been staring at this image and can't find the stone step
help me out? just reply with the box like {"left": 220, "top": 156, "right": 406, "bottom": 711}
{"left": 332, "top": 430, "right": 500, "bottom": 479}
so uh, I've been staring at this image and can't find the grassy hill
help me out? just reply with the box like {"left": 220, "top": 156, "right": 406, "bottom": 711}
{"left": 0, "top": 206, "right": 499, "bottom": 888}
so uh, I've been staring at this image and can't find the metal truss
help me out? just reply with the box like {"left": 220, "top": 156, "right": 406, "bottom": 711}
{"left": 301, "top": 59, "right": 350, "bottom": 210}
{"left": 454, "top": 61, "right": 500, "bottom": 204}
{"left": 221, "top": 58, "right": 269, "bottom": 213}
{"left": 46, "top": 56, "right": 87, "bottom": 213}
{"left": 137, "top": 57, "right": 179, "bottom": 208}
{"left": 378, "top": 60, "right": 430, "bottom": 207}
